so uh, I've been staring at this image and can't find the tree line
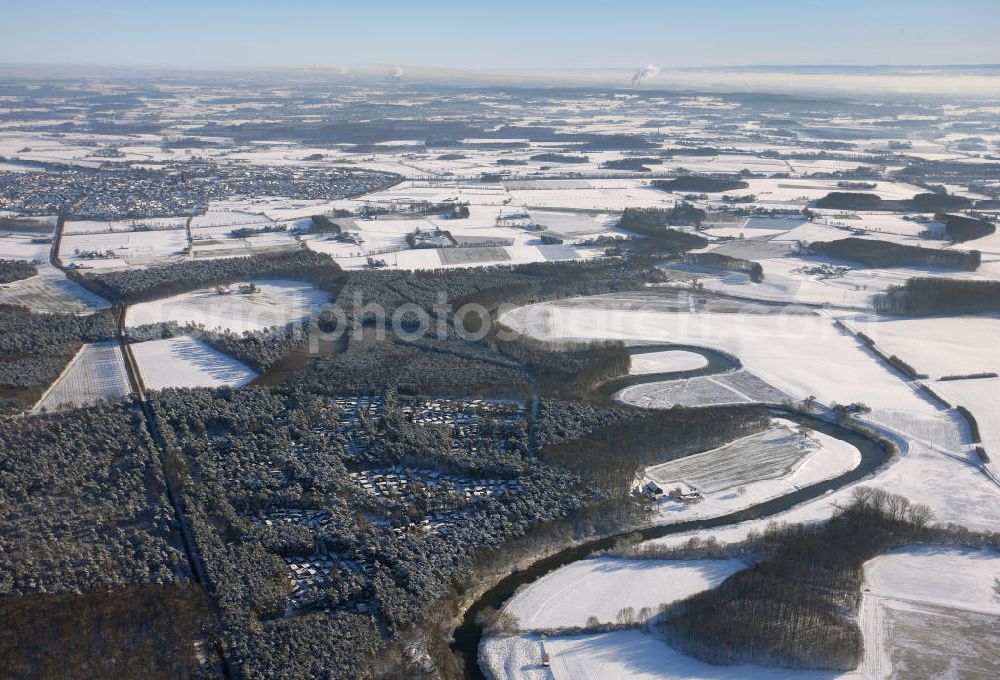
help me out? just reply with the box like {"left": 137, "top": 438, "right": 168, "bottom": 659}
{"left": 875, "top": 277, "right": 1000, "bottom": 315}
{"left": 810, "top": 237, "right": 981, "bottom": 270}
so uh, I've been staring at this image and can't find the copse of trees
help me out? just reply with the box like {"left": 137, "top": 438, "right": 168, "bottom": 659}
{"left": 661, "top": 488, "right": 934, "bottom": 671}
{"left": 938, "top": 212, "right": 997, "bottom": 243}
{"left": 601, "top": 158, "right": 661, "bottom": 171}
{"left": 529, "top": 153, "right": 589, "bottom": 164}
{"left": 229, "top": 223, "right": 287, "bottom": 239}
{"left": 621, "top": 205, "right": 708, "bottom": 232}
{"left": 875, "top": 277, "right": 1000, "bottom": 315}
{"left": 83, "top": 249, "right": 345, "bottom": 303}
{"left": 685, "top": 252, "right": 764, "bottom": 282}
{"left": 815, "top": 191, "right": 972, "bottom": 212}
{"left": 809, "top": 238, "right": 981, "bottom": 271}
{"left": 0, "top": 259, "right": 37, "bottom": 283}
{"left": 652, "top": 176, "right": 749, "bottom": 193}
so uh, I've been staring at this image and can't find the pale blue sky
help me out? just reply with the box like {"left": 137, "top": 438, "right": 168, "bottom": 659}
{"left": 3, "top": 0, "right": 998, "bottom": 70}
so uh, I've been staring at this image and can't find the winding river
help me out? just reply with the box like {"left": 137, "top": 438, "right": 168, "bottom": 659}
{"left": 451, "top": 344, "right": 893, "bottom": 679}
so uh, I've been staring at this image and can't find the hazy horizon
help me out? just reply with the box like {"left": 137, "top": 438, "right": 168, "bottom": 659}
{"left": 4, "top": 0, "right": 998, "bottom": 72}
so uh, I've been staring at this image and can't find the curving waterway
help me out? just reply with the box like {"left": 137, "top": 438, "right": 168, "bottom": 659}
{"left": 451, "top": 344, "right": 893, "bottom": 679}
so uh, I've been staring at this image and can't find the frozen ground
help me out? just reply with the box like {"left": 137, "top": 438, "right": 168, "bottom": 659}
{"left": 932, "top": 377, "right": 1000, "bottom": 466}
{"left": 60, "top": 228, "right": 189, "bottom": 270}
{"left": 858, "top": 545, "right": 1000, "bottom": 680}
{"left": 33, "top": 341, "right": 132, "bottom": 413}
{"left": 131, "top": 336, "right": 257, "bottom": 390}
{"left": 630, "top": 350, "right": 708, "bottom": 375}
{"left": 645, "top": 424, "right": 861, "bottom": 524}
{"left": 0, "top": 264, "right": 111, "bottom": 314}
{"left": 482, "top": 630, "right": 861, "bottom": 680}
{"left": 840, "top": 314, "right": 1000, "bottom": 378}
{"left": 617, "top": 370, "right": 791, "bottom": 408}
{"left": 647, "top": 420, "right": 846, "bottom": 493}
{"left": 0, "top": 231, "right": 52, "bottom": 261}
{"left": 125, "top": 279, "right": 326, "bottom": 333}
{"left": 503, "top": 557, "right": 744, "bottom": 630}
{"left": 501, "top": 297, "right": 931, "bottom": 412}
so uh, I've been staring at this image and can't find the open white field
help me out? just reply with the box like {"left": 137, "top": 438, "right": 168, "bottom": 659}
{"left": 33, "top": 341, "right": 132, "bottom": 413}
{"left": 503, "top": 557, "right": 744, "bottom": 630}
{"left": 630, "top": 350, "right": 708, "bottom": 375}
{"left": 844, "top": 314, "right": 1000, "bottom": 378}
{"left": 503, "top": 295, "right": 1000, "bottom": 531}
{"left": 738, "top": 178, "right": 925, "bottom": 206}
{"left": 0, "top": 265, "right": 111, "bottom": 314}
{"left": 685, "top": 255, "right": 960, "bottom": 309}
{"left": 646, "top": 423, "right": 861, "bottom": 523}
{"left": 60, "top": 228, "right": 189, "bottom": 270}
{"left": 0, "top": 231, "right": 51, "bottom": 261}
{"left": 931, "top": 377, "right": 1000, "bottom": 463}
{"left": 501, "top": 298, "right": 931, "bottom": 412}
{"left": 858, "top": 546, "right": 1000, "bottom": 680}
{"left": 482, "top": 630, "right": 859, "bottom": 680}
{"left": 648, "top": 421, "right": 831, "bottom": 493}
{"left": 131, "top": 336, "right": 257, "bottom": 391}
{"left": 618, "top": 370, "right": 791, "bottom": 408}
{"left": 125, "top": 279, "right": 326, "bottom": 333}
{"left": 506, "top": 180, "right": 675, "bottom": 211}
{"left": 63, "top": 217, "right": 189, "bottom": 235}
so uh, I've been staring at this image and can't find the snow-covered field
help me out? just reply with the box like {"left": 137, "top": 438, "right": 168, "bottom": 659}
{"left": 63, "top": 217, "right": 189, "bottom": 234}
{"left": 858, "top": 545, "right": 1000, "bottom": 680}
{"left": 33, "top": 341, "right": 132, "bottom": 412}
{"left": 846, "top": 314, "right": 1000, "bottom": 378}
{"left": 0, "top": 265, "right": 111, "bottom": 314}
{"left": 60, "top": 228, "right": 189, "bottom": 270}
{"left": 645, "top": 424, "right": 861, "bottom": 523}
{"left": 482, "top": 630, "right": 858, "bottom": 680}
{"left": 617, "top": 370, "right": 791, "bottom": 408}
{"left": 647, "top": 420, "right": 854, "bottom": 494}
{"left": 0, "top": 231, "right": 52, "bottom": 261}
{"left": 501, "top": 297, "right": 931, "bottom": 412}
{"left": 504, "top": 293, "right": 1000, "bottom": 532}
{"left": 502, "top": 557, "right": 744, "bottom": 630}
{"left": 932, "top": 377, "right": 1000, "bottom": 462}
{"left": 125, "top": 279, "right": 326, "bottom": 333}
{"left": 630, "top": 350, "right": 708, "bottom": 375}
{"left": 131, "top": 336, "right": 257, "bottom": 390}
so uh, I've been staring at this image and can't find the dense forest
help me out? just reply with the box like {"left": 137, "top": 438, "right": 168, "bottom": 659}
{"left": 148, "top": 382, "right": 593, "bottom": 678}
{"left": 0, "top": 259, "right": 37, "bottom": 283}
{"left": 601, "top": 157, "right": 661, "bottom": 171}
{"left": 661, "top": 488, "right": 940, "bottom": 670}
{"left": 0, "top": 584, "right": 208, "bottom": 680}
{"left": 0, "top": 403, "right": 185, "bottom": 594}
{"left": 875, "top": 277, "right": 1000, "bottom": 315}
{"left": 810, "top": 237, "right": 981, "bottom": 270}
